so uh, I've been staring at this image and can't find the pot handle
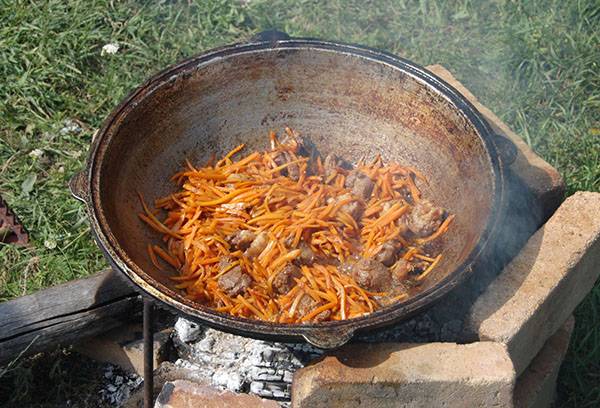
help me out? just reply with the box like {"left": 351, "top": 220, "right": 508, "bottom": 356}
{"left": 250, "top": 29, "right": 291, "bottom": 43}
{"left": 494, "top": 133, "right": 517, "bottom": 166}
{"left": 69, "top": 169, "right": 89, "bottom": 204}
{"left": 302, "top": 327, "right": 355, "bottom": 349}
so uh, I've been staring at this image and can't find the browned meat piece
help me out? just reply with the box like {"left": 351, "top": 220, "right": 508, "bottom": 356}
{"left": 272, "top": 150, "right": 301, "bottom": 181}
{"left": 341, "top": 200, "right": 364, "bottom": 220}
{"left": 227, "top": 230, "right": 256, "bottom": 251}
{"left": 323, "top": 153, "right": 340, "bottom": 180}
{"left": 270, "top": 130, "right": 306, "bottom": 181}
{"left": 272, "top": 264, "right": 302, "bottom": 295}
{"left": 344, "top": 170, "right": 357, "bottom": 189}
{"left": 348, "top": 171, "right": 375, "bottom": 200}
{"left": 245, "top": 232, "right": 270, "bottom": 258}
{"left": 390, "top": 258, "right": 412, "bottom": 282}
{"left": 295, "top": 241, "right": 315, "bottom": 265}
{"left": 280, "top": 129, "right": 305, "bottom": 151}
{"left": 297, "top": 294, "right": 331, "bottom": 322}
{"left": 406, "top": 199, "right": 446, "bottom": 238}
{"left": 335, "top": 193, "right": 364, "bottom": 220}
{"left": 381, "top": 200, "right": 394, "bottom": 212}
{"left": 218, "top": 265, "right": 252, "bottom": 296}
{"left": 345, "top": 170, "right": 375, "bottom": 201}
{"left": 375, "top": 241, "right": 398, "bottom": 267}
{"left": 286, "top": 160, "right": 301, "bottom": 181}
{"left": 344, "top": 258, "right": 392, "bottom": 291}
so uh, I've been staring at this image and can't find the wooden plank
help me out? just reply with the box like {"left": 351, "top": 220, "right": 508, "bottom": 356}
{"left": 0, "top": 269, "right": 141, "bottom": 366}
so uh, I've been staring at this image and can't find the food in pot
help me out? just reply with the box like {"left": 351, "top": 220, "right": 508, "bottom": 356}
{"left": 139, "top": 128, "right": 454, "bottom": 323}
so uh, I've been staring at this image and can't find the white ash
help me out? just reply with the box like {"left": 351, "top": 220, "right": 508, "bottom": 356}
{"left": 99, "top": 363, "right": 142, "bottom": 407}
{"left": 174, "top": 318, "right": 202, "bottom": 343}
{"left": 173, "top": 319, "right": 323, "bottom": 403}
{"left": 171, "top": 308, "right": 473, "bottom": 405}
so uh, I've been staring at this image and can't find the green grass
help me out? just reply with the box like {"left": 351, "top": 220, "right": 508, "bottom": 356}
{"left": 0, "top": 0, "right": 598, "bottom": 406}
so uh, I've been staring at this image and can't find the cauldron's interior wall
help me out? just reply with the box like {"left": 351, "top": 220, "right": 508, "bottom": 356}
{"left": 98, "top": 47, "right": 494, "bottom": 294}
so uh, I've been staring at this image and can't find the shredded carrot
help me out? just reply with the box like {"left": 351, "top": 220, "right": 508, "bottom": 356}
{"left": 153, "top": 245, "right": 181, "bottom": 269}
{"left": 416, "top": 214, "right": 456, "bottom": 244}
{"left": 301, "top": 301, "right": 337, "bottom": 322}
{"left": 139, "top": 129, "right": 453, "bottom": 323}
{"left": 147, "top": 244, "right": 161, "bottom": 269}
{"left": 417, "top": 254, "right": 442, "bottom": 281}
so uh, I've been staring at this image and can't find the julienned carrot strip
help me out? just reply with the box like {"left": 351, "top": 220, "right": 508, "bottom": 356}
{"left": 288, "top": 290, "right": 305, "bottom": 318}
{"left": 237, "top": 295, "right": 266, "bottom": 320}
{"left": 266, "top": 157, "right": 309, "bottom": 174}
{"left": 270, "top": 249, "right": 301, "bottom": 271}
{"left": 416, "top": 214, "right": 456, "bottom": 244}
{"left": 147, "top": 244, "right": 161, "bottom": 269}
{"left": 153, "top": 245, "right": 181, "bottom": 269}
{"left": 301, "top": 301, "right": 337, "bottom": 322}
{"left": 138, "top": 213, "right": 183, "bottom": 240}
{"left": 416, "top": 254, "right": 443, "bottom": 281}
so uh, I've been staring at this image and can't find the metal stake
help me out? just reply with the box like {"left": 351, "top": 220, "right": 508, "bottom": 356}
{"left": 143, "top": 298, "right": 154, "bottom": 408}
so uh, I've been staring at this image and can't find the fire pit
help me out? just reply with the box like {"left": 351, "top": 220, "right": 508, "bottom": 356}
{"left": 138, "top": 67, "right": 600, "bottom": 408}
{"left": 67, "top": 32, "right": 600, "bottom": 407}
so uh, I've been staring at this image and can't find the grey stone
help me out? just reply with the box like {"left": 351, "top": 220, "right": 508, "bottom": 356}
{"left": 514, "top": 316, "right": 574, "bottom": 408}
{"left": 468, "top": 192, "right": 600, "bottom": 375}
{"left": 292, "top": 342, "right": 515, "bottom": 408}
{"left": 154, "top": 380, "right": 279, "bottom": 408}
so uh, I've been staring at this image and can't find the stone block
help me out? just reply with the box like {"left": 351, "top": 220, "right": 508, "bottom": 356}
{"left": 468, "top": 192, "right": 600, "bottom": 375}
{"left": 154, "top": 380, "right": 279, "bottom": 408}
{"left": 514, "top": 316, "right": 574, "bottom": 408}
{"left": 75, "top": 322, "right": 172, "bottom": 375}
{"left": 292, "top": 341, "right": 514, "bottom": 408}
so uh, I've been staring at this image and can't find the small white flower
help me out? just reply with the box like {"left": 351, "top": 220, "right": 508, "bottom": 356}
{"left": 29, "top": 149, "right": 44, "bottom": 159}
{"left": 101, "top": 43, "right": 120, "bottom": 56}
{"left": 44, "top": 239, "right": 57, "bottom": 249}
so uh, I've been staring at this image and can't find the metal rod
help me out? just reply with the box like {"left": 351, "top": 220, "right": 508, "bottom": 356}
{"left": 143, "top": 298, "right": 154, "bottom": 408}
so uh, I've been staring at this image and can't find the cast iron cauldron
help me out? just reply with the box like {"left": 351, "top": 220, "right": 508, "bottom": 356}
{"left": 71, "top": 31, "right": 511, "bottom": 348}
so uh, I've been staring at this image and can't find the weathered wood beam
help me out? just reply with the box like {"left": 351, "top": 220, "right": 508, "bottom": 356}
{"left": 0, "top": 269, "right": 140, "bottom": 366}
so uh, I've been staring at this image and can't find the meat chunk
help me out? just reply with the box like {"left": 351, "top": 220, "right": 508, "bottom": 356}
{"left": 323, "top": 153, "right": 340, "bottom": 180}
{"left": 272, "top": 264, "right": 302, "bottom": 295}
{"left": 284, "top": 151, "right": 301, "bottom": 181}
{"left": 271, "top": 131, "right": 306, "bottom": 181}
{"left": 297, "top": 295, "right": 331, "bottom": 322}
{"left": 344, "top": 258, "right": 392, "bottom": 292}
{"left": 218, "top": 265, "right": 252, "bottom": 296}
{"left": 390, "top": 258, "right": 412, "bottom": 282}
{"left": 273, "top": 151, "right": 301, "bottom": 181}
{"left": 295, "top": 241, "right": 315, "bottom": 265}
{"left": 227, "top": 230, "right": 256, "bottom": 251}
{"left": 406, "top": 199, "right": 446, "bottom": 238}
{"left": 345, "top": 170, "right": 374, "bottom": 201}
{"left": 334, "top": 193, "right": 364, "bottom": 221}
{"left": 342, "top": 201, "right": 364, "bottom": 221}
{"left": 375, "top": 241, "right": 399, "bottom": 267}
{"left": 244, "top": 232, "right": 269, "bottom": 258}
{"left": 280, "top": 129, "right": 305, "bottom": 151}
